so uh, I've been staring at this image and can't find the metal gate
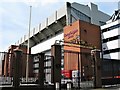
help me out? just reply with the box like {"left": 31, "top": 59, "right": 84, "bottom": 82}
{"left": 63, "top": 50, "right": 94, "bottom": 89}
{"left": 0, "top": 52, "right": 13, "bottom": 85}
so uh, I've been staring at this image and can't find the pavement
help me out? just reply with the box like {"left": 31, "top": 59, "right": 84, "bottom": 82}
{"left": 65, "top": 85, "right": 120, "bottom": 90}
{"left": 0, "top": 84, "right": 120, "bottom": 90}
{"left": 82, "top": 85, "right": 120, "bottom": 90}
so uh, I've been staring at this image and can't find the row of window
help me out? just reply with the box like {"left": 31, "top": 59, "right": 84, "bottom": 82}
{"left": 102, "top": 35, "right": 120, "bottom": 43}
{"left": 102, "top": 23, "right": 120, "bottom": 33}
{"left": 103, "top": 48, "right": 120, "bottom": 54}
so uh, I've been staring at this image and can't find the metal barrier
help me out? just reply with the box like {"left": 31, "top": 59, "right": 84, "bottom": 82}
{"left": 102, "top": 59, "right": 120, "bottom": 86}
{"left": 1, "top": 45, "right": 120, "bottom": 89}
{"left": 0, "top": 52, "right": 14, "bottom": 77}
{"left": 32, "top": 54, "right": 54, "bottom": 85}
{"left": 0, "top": 77, "right": 12, "bottom": 85}
{"left": 44, "top": 55, "right": 53, "bottom": 84}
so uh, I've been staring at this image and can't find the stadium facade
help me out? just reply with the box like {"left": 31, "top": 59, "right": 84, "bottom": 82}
{"left": 1, "top": 2, "right": 111, "bottom": 80}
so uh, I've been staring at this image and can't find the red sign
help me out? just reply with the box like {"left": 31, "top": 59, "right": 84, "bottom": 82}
{"left": 61, "top": 70, "right": 72, "bottom": 79}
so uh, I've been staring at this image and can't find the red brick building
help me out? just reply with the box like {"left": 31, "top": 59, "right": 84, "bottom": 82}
{"left": 63, "top": 20, "right": 101, "bottom": 79}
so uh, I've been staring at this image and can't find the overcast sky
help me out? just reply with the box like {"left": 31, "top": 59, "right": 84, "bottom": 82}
{"left": 0, "top": 0, "right": 119, "bottom": 52}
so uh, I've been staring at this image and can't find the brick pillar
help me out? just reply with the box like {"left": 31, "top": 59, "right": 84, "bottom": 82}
{"left": 91, "top": 49, "right": 102, "bottom": 88}
{"left": 38, "top": 53, "right": 44, "bottom": 88}
{"left": 4, "top": 53, "right": 9, "bottom": 77}
{"left": 13, "top": 48, "right": 22, "bottom": 88}
{"left": 2, "top": 59, "right": 5, "bottom": 76}
{"left": 51, "top": 44, "right": 61, "bottom": 86}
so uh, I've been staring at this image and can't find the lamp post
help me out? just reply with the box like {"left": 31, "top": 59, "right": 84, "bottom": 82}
{"left": 77, "top": 52, "right": 80, "bottom": 89}
{"left": 76, "top": 35, "right": 80, "bottom": 89}
{"left": 26, "top": 6, "right": 32, "bottom": 82}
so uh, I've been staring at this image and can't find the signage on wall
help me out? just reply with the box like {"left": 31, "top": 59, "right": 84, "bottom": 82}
{"left": 64, "top": 31, "right": 96, "bottom": 49}
{"left": 64, "top": 20, "right": 96, "bottom": 49}
{"left": 64, "top": 39, "right": 96, "bottom": 49}
{"left": 64, "top": 29, "right": 78, "bottom": 39}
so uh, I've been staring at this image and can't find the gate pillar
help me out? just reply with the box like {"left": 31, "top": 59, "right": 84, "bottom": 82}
{"left": 91, "top": 49, "right": 102, "bottom": 88}
{"left": 51, "top": 44, "right": 61, "bottom": 87}
{"left": 38, "top": 53, "right": 45, "bottom": 88}
{"left": 13, "top": 48, "right": 22, "bottom": 88}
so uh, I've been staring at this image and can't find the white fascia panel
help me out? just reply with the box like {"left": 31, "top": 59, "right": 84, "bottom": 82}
{"left": 48, "top": 12, "right": 56, "bottom": 25}
{"left": 41, "top": 20, "right": 47, "bottom": 30}
{"left": 102, "top": 28, "right": 119, "bottom": 39}
{"left": 101, "top": 20, "right": 120, "bottom": 30}
{"left": 103, "top": 54, "right": 111, "bottom": 59}
{"left": 34, "top": 25, "right": 39, "bottom": 35}
{"left": 31, "top": 33, "right": 63, "bottom": 54}
{"left": 57, "top": 6, "right": 66, "bottom": 20}
{"left": 103, "top": 52, "right": 119, "bottom": 60}
{"left": 102, "top": 40, "right": 118, "bottom": 51}
{"left": 30, "top": 29, "right": 33, "bottom": 38}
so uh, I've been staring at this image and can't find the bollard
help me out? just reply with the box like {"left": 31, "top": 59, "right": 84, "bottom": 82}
{"left": 55, "top": 82, "right": 60, "bottom": 89}
{"left": 67, "top": 82, "right": 71, "bottom": 89}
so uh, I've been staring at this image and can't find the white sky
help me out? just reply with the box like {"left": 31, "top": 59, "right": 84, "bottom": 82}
{"left": 0, "top": 0, "right": 119, "bottom": 52}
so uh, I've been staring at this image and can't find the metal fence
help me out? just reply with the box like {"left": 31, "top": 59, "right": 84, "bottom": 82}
{"left": 0, "top": 51, "right": 54, "bottom": 87}
{"left": 0, "top": 52, "right": 13, "bottom": 85}
{"left": 44, "top": 55, "right": 53, "bottom": 84}
{"left": 0, "top": 52, "right": 14, "bottom": 77}
{"left": 1, "top": 49, "right": 120, "bottom": 88}
{"left": 0, "top": 52, "right": 37, "bottom": 85}
{"left": 0, "top": 77, "right": 12, "bottom": 85}
{"left": 102, "top": 59, "right": 120, "bottom": 85}
{"left": 31, "top": 54, "right": 54, "bottom": 84}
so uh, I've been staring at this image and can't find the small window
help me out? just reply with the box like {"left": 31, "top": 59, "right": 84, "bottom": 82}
{"left": 84, "top": 29, "right": 87, "bottom": 33}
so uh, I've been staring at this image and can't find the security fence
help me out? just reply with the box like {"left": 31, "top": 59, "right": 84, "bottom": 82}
{"left": 0, "top": 44, "right": 61, "bottom": 89}
{"left": 102, "top": 59, "right": 120, "bottom": 78}
{"left": 44, "top": 55, "right": 53, "bottom": 84}
{"left": 0, "top": 45, "right": 120, "bottom": 89}
{"left": 63, "top": 49, "right": 120, "bottom": 88}
{"left": 32, "top": 54, "right": 54, "bottom": 84}
{"left": 102, "top": 59, "right": 120, "bottom": 85}
{"left": 0, "top": 52, "right": 13, "bottom": 85}
{"left": 0, "top": 77, "right": 12, "bottom": 85}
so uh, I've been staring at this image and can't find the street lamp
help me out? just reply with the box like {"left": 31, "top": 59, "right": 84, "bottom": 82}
{"left": 76, "top": 35, "right": 80, "bottom": 89}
